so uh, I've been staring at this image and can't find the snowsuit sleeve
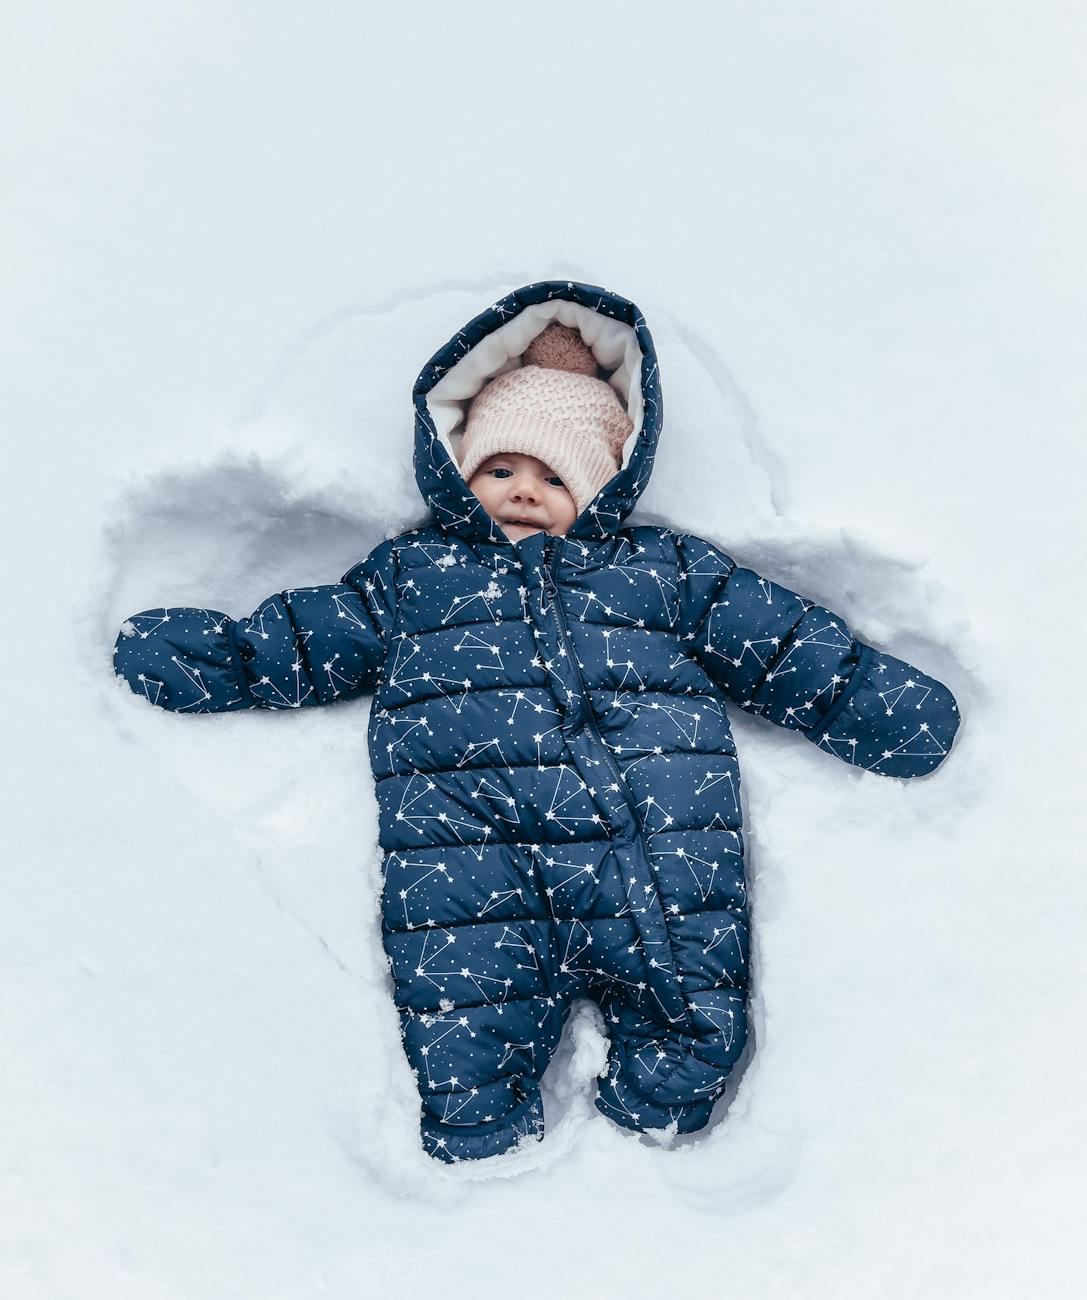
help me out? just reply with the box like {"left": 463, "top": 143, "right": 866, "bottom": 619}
{"left": 113, "top": 539, "right": 399, "bottom": 713}
{"left": 674, "top": 534, "right": 960, "bottom": 778}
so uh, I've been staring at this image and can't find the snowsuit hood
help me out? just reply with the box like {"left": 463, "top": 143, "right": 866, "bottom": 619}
{"left": 412, "top": 280, "right": 660, "bottom": 548}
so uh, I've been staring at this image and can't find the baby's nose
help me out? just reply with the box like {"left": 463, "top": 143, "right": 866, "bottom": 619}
{"left": 511, "top": 479, "right": 541, "bottom": 502}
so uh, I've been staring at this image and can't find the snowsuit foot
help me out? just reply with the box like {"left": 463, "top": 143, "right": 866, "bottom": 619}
{"left": 593, "top": 988, "right": 747, "bottom": 1135}
{"left": 595, "top": 1062, "right": 716, "bottom": 1134}
{"left": 421, "top": 1084, "right": 546, "bottom": 1163}
{"left": 395, "top": 976, "right": 573, "bottom": 1165}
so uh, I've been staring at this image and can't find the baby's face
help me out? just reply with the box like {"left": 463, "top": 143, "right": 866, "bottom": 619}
{"left": 467, "top": 452, "right": 577, "bottom": 542}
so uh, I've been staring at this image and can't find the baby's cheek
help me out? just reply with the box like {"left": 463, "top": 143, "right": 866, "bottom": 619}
{"left": 466, "top": 480, "right": 496, "bottom": 514}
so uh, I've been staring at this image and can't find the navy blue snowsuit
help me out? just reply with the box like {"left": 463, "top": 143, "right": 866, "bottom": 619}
{"left": 113, "top": 280, "right": 961, "bottom": 1162}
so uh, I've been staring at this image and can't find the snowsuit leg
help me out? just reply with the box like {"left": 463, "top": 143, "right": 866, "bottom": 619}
{"left": 383, "top": 920, "right": 573, "bottom": 1163}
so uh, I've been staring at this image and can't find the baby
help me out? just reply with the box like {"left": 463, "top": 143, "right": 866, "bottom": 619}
{"left": 114, "top": 281, "right": 961, "bottom": 1163}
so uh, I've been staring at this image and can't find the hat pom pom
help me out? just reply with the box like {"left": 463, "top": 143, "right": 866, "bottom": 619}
{"left": 522, "top": 322, "right": 597, "bottom": 375}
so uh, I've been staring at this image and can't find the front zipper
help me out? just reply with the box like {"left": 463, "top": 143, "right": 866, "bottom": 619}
{"left": 542, "top": 537, "right": 693, "bottom": 1029}
{"left": 541, "top": 538, "right": 649, "bottom": 842}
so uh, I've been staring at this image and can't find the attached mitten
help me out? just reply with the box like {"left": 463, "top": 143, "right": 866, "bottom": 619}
{"left": 805, "top": 646, "right": 961, "bottom": 777}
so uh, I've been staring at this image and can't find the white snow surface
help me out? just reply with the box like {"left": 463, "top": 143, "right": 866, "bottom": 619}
{"left": 3, "top": 3, "right": 1085, "bottom": 1297}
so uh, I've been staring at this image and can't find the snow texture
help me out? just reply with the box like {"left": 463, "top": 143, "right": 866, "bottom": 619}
{"left": 2, "top": 2, "right": 1084, "bottom": 1297}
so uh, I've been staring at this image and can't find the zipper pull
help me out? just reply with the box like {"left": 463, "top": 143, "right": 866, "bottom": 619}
{"left": 540, "top": 565, "right": 556, "bottom": 611}
{"left": 540, "top": 541, "right": 557, "bottom": 612}
{"left": 543, "top": 535, "right": 572, "bottom": 618}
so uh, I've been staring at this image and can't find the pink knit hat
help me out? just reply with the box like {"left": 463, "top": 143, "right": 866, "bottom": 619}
{"left": 457, "top": 323, "right": 634, "bottom": 516}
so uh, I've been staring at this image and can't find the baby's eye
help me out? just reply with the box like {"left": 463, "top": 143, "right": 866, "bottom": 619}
{"left": 488, "top": 467, "right": 513, "bottom": 479}
{"left": 546, "top": 476, "right": 566, "bottom": 488}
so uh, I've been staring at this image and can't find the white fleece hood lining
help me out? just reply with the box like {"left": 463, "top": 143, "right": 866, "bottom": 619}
{"left": 426, "top": 300, "right": 645, "bottom": 476}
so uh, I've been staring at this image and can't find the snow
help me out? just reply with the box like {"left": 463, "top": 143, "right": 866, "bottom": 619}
{"left": 3, "top": 2, "right": 1085, "bottom": 1296}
